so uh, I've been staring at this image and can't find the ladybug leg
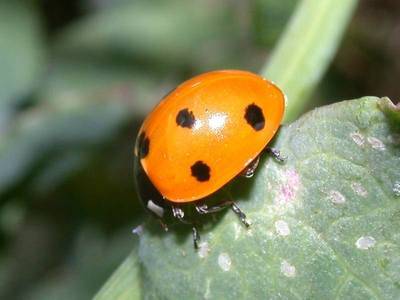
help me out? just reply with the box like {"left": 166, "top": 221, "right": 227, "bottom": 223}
{"left": 241, "top": 148, "right": 286, "bottom": 179}
{"left": 240, "top": 156, "right": 260, "bottom": 178}
{"left": 231, "top": 202, "right": 251, "bottom": 227}
{"left": 192, "top": 226, "right": 200, "bottom": 249}
{"left": 265, "top": 147, "right": 286, "bottom": 162}
{"left": 172, "top": 206, "right": 200, "bottom": 249}
{"left": 172, "top": 206, "right": 185, "bottom": 220}
{"left": 196, "top": 201, "right": 250, "bottom": 227}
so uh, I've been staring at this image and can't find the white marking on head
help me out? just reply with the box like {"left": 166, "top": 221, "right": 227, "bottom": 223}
{"left": 367, "top": 137, "right": 386, "bottom": 151}
{"left": 147, "top": 200, "right": 164, "bottom": 217}
{"left": 351, "top": 182, "right": 368, "bottom": 197}
{"left": 356, "top": 236, "right": 376, "bottom": 250}
{"left": 350, "top": 131, "right": 365, "bottom": 146}
{"left": 328, "top": 190, "right": 346, "bottom": 204}
{"left": 281, "top": 260, "right": 296, "bottom": 277}
{"left": 275, "top": 220, "right": 290, "bottom": 236}
{"left": 218, "top": 253, "right": 232, "bottom": 271}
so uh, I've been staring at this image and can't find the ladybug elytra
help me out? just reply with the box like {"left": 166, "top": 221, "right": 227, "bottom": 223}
{"left": 134, "top": 70, "right": 285, "bottom": 248}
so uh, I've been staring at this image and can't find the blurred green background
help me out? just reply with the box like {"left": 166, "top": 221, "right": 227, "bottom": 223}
{"left": 0, "top": 0, "right": 399, "bottom": 299}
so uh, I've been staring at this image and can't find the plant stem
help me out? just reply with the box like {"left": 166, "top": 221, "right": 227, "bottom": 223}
{"left": 261, "top": 0, "right": 358, "bottom": 122}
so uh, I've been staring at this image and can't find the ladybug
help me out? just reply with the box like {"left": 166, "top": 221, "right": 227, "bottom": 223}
{"left": 134, "top": 70, "right": 285, "bottom": 248}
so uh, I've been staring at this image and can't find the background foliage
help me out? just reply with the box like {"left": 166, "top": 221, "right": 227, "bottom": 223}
{"left": 0, "top": 0, "right": 399, "bottom": 299}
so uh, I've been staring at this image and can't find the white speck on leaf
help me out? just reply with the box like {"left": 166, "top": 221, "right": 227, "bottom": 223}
{"left": 281, "top": 260, "right": 296, "bottom": 277}
{"left": 218, "top": 253, "right": 232, "bottom": 271}
{"left": 131, "top": 224, "right": 143, "bottom": 236}
{"left": 356, "top": 236, "right": 376, "bottom": 250}
{"left": 393, "top": 181, "right": 400, "bottom": 197}
{"left": 351, "top": 182, "right": 368, "bottom": 197}
{"left": 198, "top": 242, "right": 210, "bottom": 258}
{"left": 367, "top": 136, "right": 386, "bottom": 151}
{"left": 275, "top": 220, "right": 291, "bottom": 236}
{"left": 350, "top": 131, "right": 365, "bottom": 146}
{"left": 328, "top": 190, "right": 346, "bottom": 204}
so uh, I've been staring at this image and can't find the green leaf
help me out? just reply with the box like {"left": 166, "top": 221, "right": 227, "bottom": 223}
{"left": 36, "top": 60, "right": 159, "bottom": 114}
{"left": 54, "top": 0, "right": 241, "bottom": 70}
{"left": 116, "top": 97, "right": 399, "bottom": 299}
{"left": 93, "top": 251, "right": 141, "bottom": 300}
{"left": 0, "top": 59, "right": 163, "bottom": 197}
{"left": 262, "top": 0, "right": 359, "bottom": 122}
{"left": 0, "top": 103, "right": 126, "bottom": 197}
{"left": 379, "top": 97, "right": 400, "bottom": 127}
{"left": 0, "top": 1, "right": 45, "bottom": 106}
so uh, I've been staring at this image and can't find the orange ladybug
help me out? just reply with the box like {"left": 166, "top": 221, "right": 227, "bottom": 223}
{"left": 134, "top": 70, "right": 285, "bottom": 248}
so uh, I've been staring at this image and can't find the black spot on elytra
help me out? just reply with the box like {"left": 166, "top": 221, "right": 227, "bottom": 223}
{"left": 176, "top": 108, "right": 196, "bottom": 128}
{"left": 244, "top": 103, "right": 265, "bottom": 131}
{"left": 191, "top": 161, "right": 210, "bottom": 182}
{"left": 137, "top": 132, "right": 150, "bottom": 158}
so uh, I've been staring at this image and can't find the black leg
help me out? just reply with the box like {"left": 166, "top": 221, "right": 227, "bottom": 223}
{"left": 196, "top": 201, "right": 250, "bottom": 227}
{"left": 192, "top": 226, "right": 200, "bottom": 249}
{"left": 172, "top": 206, "right": 185, "bottom": 221}
{"left": 265, "top": 147, "right": 286, "bottom": 162}
{"left": 171, "top": 206, "right": 200, "bottom": 249}
{"left": 231, "top": 202, "right": 251, "bottom": 227}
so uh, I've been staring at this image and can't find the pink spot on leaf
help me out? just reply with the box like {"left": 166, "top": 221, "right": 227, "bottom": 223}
{"left": 277, "top": 169, "right": 301, "bottom": 204}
